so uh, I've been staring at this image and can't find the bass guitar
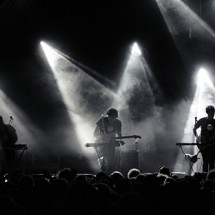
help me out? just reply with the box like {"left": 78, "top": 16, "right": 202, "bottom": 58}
{"left": 186, "top": 135, "right": 215, "bottom": 163}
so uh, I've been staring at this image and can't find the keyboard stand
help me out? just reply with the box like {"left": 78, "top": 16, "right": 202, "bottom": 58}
{"left": 5, "top": 144, "right": 28, "bottom": 173}
{"left": 16, "top": 146, "right": 28, "bottom": 164}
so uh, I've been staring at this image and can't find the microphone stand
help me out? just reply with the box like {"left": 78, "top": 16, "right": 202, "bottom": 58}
{"left": 95, "top": 114, "right": 107, "bottom": 170}
{"left": 101, "top": 114, "right": 106, "bottom": 136}
{"left": 9, "top": 116, "right": 13, "bottom": 124}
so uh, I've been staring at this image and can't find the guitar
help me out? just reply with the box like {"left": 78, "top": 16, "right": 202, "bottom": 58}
{"left": 85, "top": 135, "right": 141, "bottom": 148}
{"left": 187, "top": 135, "right": 215, "bottom": 163}
{"left": 196, "top": 134, "right": 215, "bottom": 150}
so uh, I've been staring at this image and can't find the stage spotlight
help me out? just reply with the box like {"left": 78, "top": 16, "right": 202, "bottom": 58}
{"left": 131, "top": 42, "right": 142, "bottom": 57}
{"left": 174, "top": 67, "right": 215, "bottom": 173}
{"left": 196, "top": 67, "right": 213, "bottom": 88}
{"left": 0, "top": 90, "right": 39, "bottom": 150}
{"left": 156, "top": 0, "right": 215, "bottom": 70}
{"left": 157, "top": 0, "right": 215, "bottom": 38}
{"left": 111, "top": 42, "right": 163, "bottom": 172}
{"left": 40, "top": 41, "right": 113, "bottom": 145}
{"left": 40, "top": 41, "right": 115, "bottom": 171}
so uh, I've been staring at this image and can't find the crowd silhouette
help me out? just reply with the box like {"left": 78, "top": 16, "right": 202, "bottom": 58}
{"left": 0, "top": 166, "right": 215, "bottom": 214}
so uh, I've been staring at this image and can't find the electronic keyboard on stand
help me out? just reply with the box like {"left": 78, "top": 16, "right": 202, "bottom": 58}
{"left": 4, "top": 144, "right": 28, "bottom": 167}
{"left": 85, "top": 135, "right": 141, "bottom": 147}
{"left": 4, "top": 144, "right": 28, "bottom": 150}
{"left": 176, "top": 143, "right": 200, "bottom": 146}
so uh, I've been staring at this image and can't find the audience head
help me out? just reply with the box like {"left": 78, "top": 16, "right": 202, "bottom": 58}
{"left": 206, "top": 169, "right": 215, "bottom": 181}
{"left": 158, "top": 166, "right": 171, "bottom": 177}
{"left": 109, "top": 170, "right": 124, "bottom": 184}
{"left": 56, "top": 167, "right": 77, "bottom": 184}
{"left": 127, "top": 168, "right": 140, "bottom": 179}
{"left": 95, "top": 171, "right": 107, "bottom": 181}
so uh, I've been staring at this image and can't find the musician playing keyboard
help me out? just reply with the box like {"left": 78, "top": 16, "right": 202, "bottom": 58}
{"left": 0, "top": 115, "right": 18, "bottom": 175}
{"left": 94, "top": 108, "right": 122, "bottom": 174}
{"left": 193, "top": 105, "right": 215, "bottom": 172}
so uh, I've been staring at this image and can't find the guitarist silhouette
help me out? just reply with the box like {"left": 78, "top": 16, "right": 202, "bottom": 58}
{"left": 94, "top": 108, "right": 122, "bottom": 174}
{"left": 193, "top": 105, "right": 215, "bottom": 172}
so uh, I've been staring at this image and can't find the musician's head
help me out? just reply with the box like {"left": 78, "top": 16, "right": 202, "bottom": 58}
{"left": 206, "top": 105, "right": 215, "bottom": 116}
{"left": 106, "top": 108, "right": 118, "bottom": 119}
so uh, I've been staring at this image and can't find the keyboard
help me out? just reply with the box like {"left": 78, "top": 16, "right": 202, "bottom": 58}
{"left": 176, "top": 143, "right": 200, "bottom": 146}
{"left": 4, "top": 144, "right": 28, "bottom": 150}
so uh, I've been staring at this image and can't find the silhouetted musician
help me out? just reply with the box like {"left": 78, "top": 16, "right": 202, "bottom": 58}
{"left": 193, "top": 105, "right": 215, "bottom": 172}
{"left": 94, "top": 108, "right": 122, "bottom": 174}
{"left": 0, "top": 115, "right": 19, "bottom": 174}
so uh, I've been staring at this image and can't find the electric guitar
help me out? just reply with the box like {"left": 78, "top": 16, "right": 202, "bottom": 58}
{"left": 188, "top": 135, "right": 215, "bottom": 163}
{"left": 85, "top": 135, "right": 141, "bottom": 148}
{"left": 196, "top": 134, "right": 215, "bottom": 150}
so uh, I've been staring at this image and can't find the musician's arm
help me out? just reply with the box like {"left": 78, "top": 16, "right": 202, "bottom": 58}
{"left": 193, "top": 122, "right": 201, "bottom": 143}
{"left": 116, "top": 121, "right": 124, "bottom": 145}
{"left": 116, "top": 120, "right": 122, "bottom": 137}
{"left": 116, "top": 131, "right": 122, "bottom": 138}
{"left": 94, "top": 125, "right": 100, "bottom": 139}
{"left": 193, "top": 127, "right": 197, "bottom": 137}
